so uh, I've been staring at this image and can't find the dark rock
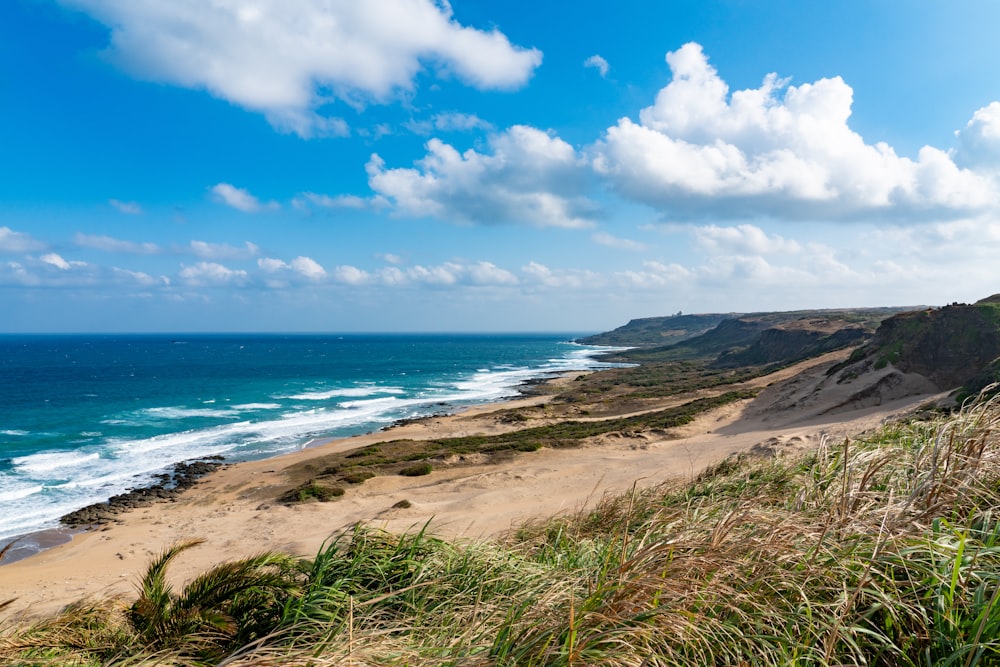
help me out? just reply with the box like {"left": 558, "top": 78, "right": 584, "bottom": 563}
{"left": 60, "top": 457, "right": 226, "bottom": 528}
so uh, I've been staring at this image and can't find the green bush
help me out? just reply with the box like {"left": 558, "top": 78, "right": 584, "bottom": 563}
{"left": 399, "top": 463, "right": 433, "bottom": 477}
{"left": 282, "top": 480, "right": 344, "bottom": 503}
{"left": 341, "top": 471, "right": 375, "bottom": 484}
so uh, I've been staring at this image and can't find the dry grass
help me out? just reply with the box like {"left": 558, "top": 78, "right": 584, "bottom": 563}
{"left": 5, "top": 392, "right": 1000, "bottom": 665}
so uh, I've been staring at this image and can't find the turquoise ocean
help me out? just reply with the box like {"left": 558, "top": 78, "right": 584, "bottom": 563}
{"left": 0, "top": 334, "right": 621, "bottom": 552}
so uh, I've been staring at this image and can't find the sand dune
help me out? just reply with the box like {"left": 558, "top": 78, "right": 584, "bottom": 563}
{"left": 0, "top": 350, "right": 945, "bottom": 619}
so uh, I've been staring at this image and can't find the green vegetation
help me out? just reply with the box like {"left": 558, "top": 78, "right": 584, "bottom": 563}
{"left": 829, "top": 300, "right": 1000, "bottom": 394}
{"left": 399, "top": 462, "right": 433, "bottom": 477}
{"left": 6, "top": 394, "right": 1000, "bottom": 665}
{"left": 556, "top": 360, "right": 763, "bottom": 410}
{"left": 280, "top": 390, "right": 756, "bottom": 501}
{"left": 280, "top": 480, "right": 345, "bottom": 503}
{"left": 341, "top": 470, "right": 376, "bottom": 485}
{"left": 575, "top": 313, "right": 731, "bottom": 347}
{"left": 585, "top": 307, "right": 907, "bottom": 356}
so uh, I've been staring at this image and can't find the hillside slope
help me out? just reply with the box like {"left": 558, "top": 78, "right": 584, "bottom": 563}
{"left": 806, "top": 296, "right": 1000, "bottom": 409}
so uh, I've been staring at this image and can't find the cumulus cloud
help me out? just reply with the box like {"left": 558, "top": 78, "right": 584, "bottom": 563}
{"left": 290, "top": 256, "right": 327, "bottom": 280}
{"left": 334, "top": 265, "right": 370, "bottom": 285}
{"left": 257, "top": 257, "right": 289, "bottom": 273}
{"left": 179, "top": 261, "right": 249, "bottom": 286}
{"left": 0, "top": 227, "right": 45, "bottom": 254}
{"left": 112, "top": 267, "right": 163, "bottom": 286}
{"left": 955, "top": 101, "right": 1000, "bottom": 170}
{"left": 592, "top": 42, "right": 997, "bottom": 221}
{"left": 521, "top": 261, "right": 599, "bottom": 289}
{"left": 40, "top": 253, "right": 81, "bottom": 270}
{"left": 584, "top": 54, "right": 609, "bottom": 78}
{"left": 62, "top": 0, "right": 542, "bottom": 138}
{"left": 256, "top": 255, "right": 327, "bottom": 281}
{"left": 368, "top": 125, "right": 600, "bottom": 228}
{"left": 592, "top": 231, "right": 645, "bottom": 251}
{"left": 863, "top": 217, "right": 1000, "bottom": 267}
{"left": 690, "top": 224, "right": 802, "bottom": 255}
{"left": 109, "top": 198, "right": 142, "bottom": 215}
{"left": 1, "top": 255, "right": 163, "bottom": 289}
{"left": 189, "top": 240, "right": 260, "bottom": 260}
{"left": 75, "top": 233, "right": 161, "bottom": 254}
{"left": 325, "top": 260, "right": 518, "bottom": 288}
{"left": 613, "top": 261, "right": 692, "bottom": 289}
{"left": 466, "top": 261, "right": 518, "bottom": 285}
{"left": 210, "top": 183, "right": 278, "bottom": 212}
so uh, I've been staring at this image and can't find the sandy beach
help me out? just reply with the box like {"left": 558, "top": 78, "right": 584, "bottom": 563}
{"left": 0, "top": 351, "right": 945, "bottom": 619}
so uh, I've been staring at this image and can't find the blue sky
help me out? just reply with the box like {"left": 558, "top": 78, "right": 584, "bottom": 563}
{"left": 2, "top": 0, "right": 1000, "bottom": 333}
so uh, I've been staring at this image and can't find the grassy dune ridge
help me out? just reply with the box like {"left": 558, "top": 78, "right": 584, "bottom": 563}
{"left": 4, "top": 390, "right": 1000, "bottom": 665}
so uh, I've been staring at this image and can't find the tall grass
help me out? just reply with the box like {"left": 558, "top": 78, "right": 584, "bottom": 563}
{"left": 4, "top": 394, "right": 1000, "bottom": 665}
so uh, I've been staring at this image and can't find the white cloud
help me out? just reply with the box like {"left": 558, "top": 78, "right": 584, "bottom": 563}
{"left": 190, "top": 240, "right": 260, "bottom": 260}
{"left": 1, "top": 261, "right": 40, "bottom": 287}
{"left": 521, "top": 261, "right": 600, "bottom": 289}
{"left": 255, "top": 255, "right": 327, "bottom": 281}
{"left": 40, "top": 253, "right": 78, "bottom": 270}
{"left": 592, "top": 42, "right": 998, "bottom": 221}
{"left": 592, "top": 232, "right": 645, "bottom": 251}
{"left": 75, "top": 233, "right": 161, "bottom": 254}
{"left": 584, "top": 54, "right": 609, "bottom": 78}
{"left": 407, "top": 112, "right": 493, "bottom": 135}
{"left": 210, "top": 183, "right": 278, "bottom": 213}
{"left": 432, "top": 112, "right": 493, "bottom": 132}
{"left": 334, "top": 265, "right": 370, "bottom": 285}
{"left": 368, "top": 125, "right": 600, "bottom": 228}
{"left": 294, "top": 192, "right": 370, "bottom": 210}
{"left": 290, "top": 256, "right": 327, "bottom": 280}
{"left": 179, "top": 261, "right": 249, "bottom": 286}
{"left": 112, "top": 267, "right": 162, "bottom": 286}
{"left": 327, "top": 260, "right": 519, "bottom": 288}
{"left": 109, "top": 198, "right": 142, "bottom": 215}
{"left": 614, "top": 261, "right": 692, "bottom": 289}
{"left": 405, "top": 264, "right": 459, "bottom": 285}
{"left": 63, "top": 0, "right": 541, "bottom": 138}
{"left": 466, "top": 261, "right": 518, "bottom": 285}
{"left": 257, "top": 257, "right": 289, "bottom": 273}
{"left": 690, "top": 224, "right": 802, "bottom": 255}
{"left": 377, "top": 253, "right": 403, "bottom": 265}
{"left": 1, "top": 254, "right": 172, "bottom": 290}
{"left": 955, "top": 101, "right": 1000, "bottom": 170}
{"left": 398, "top": 262, "right": 513, "bottom": 286}
{"left": 0, "top": 227, "right": 45, "bottom": 254}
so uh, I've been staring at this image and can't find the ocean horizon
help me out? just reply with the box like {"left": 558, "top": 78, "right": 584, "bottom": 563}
{"left": 0, "top": 333, "right": 625, "bottom": 554}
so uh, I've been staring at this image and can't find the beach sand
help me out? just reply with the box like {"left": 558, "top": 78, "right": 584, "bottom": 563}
{"left": 0, "top": 351, "right": 945, "bottom": 618}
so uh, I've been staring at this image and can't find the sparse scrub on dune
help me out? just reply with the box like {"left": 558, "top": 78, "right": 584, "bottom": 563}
{"left": 280, "top": 480, "right": 345, "bottom": 504}
{"left": 5, "top": 391, "right": 1000, "bottom": 665}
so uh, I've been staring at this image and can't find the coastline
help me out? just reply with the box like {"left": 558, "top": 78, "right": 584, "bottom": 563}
{"left": 0, "top": 352, "right": 945, "bottom": 618}
{"left": 0, "top": 370, "right": 581, "bottom": 566}
{"left": 0, "top": 334, "right": 610, "bottom": 557}
{"left": 0, "top": 527, "right": 78, "bottom": 565}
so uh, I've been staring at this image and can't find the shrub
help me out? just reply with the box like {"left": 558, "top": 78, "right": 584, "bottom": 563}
{"left": 342, "top": 470, "right": 375, "bottom": 484}
{"left": 399, "top": 463, "right": 432, "bottom": 477}
{"left": 282, "top": 480, "right": 344, "bottom": 503}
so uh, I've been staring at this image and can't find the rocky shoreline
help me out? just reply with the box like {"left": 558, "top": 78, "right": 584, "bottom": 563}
{"left": 59, "top": 457, "right": 227, "bottom": 528}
